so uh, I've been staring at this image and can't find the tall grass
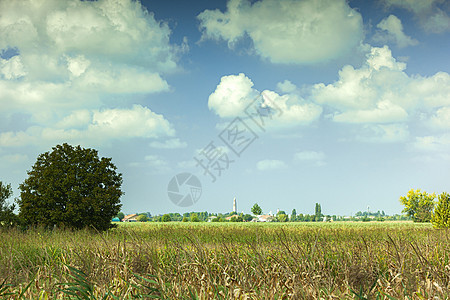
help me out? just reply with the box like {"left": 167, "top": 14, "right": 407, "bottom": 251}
{"left": 0, "top": 222, "right": 448, "bottom": 299}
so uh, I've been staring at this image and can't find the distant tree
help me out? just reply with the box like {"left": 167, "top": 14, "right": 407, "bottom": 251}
{"left": 432, "top": 192, "right": 450, "bottom": 228}
{"left": 18, "top": 144, "right": 123, "bottom": 231}
{"left": 400, "top": 189, "right": 435, "bottom": 222}
{"left": 243, "top": 214, "right": 253, "bottom": 222}
{"left": 277, "top": 214, "right": 288, "bottom": 222}
{"left": 190, "top": 213, "right": 199, "bottom": 222}
{"left": 182, "top": 216, "right": 189, "bottom": 222}
{"left": 162, "top": 214, "right": 171, "bottom": 222}
{"left": 251, "top": 203, "right": 262, "bottom": 215}
{"left": 0, "top": 181, "right": 17, "bottom": 227}
{"left": 137, "top": 214, "right": 149, "bottom": 222}
{"left": 230, "top": 215, "right": 243, "bottom": 222}
{"left": 117, "top": 212, "right": 125, "bottom": 221}
{"left": 290, "top": 209, "right": 297, "bottom": 222}
{"left": 315, "top": 203, "right": 322, "bottom": 220}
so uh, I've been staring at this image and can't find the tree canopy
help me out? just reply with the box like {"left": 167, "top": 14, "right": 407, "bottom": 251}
{"left": 251, "top": 203, "right": 262, "bottom": 215}
{"left": 0, "top": 181, "right": 17, "bottom": 227}
{"left": 400, "top": 189, "right": 435, "bottom": 222}
{"left": 18, "top": 143, "right": 123, "bottom": 231}
{"left": 432, "top": 192, "right": 450, "bottom": 228}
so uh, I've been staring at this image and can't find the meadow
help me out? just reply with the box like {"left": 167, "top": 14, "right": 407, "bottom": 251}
{"left": 0, "top": 221, "right": 448, "bottom": 299}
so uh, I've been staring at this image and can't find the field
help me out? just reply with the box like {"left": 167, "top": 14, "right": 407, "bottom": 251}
{"left": 0, "top": 222, "right": 449, "bottom": 299}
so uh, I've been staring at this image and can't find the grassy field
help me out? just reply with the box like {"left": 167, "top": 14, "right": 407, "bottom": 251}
{"left": 0, "top": 221, "right": 448, "bottom": 299}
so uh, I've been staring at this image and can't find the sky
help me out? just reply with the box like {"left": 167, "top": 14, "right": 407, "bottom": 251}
{"left": 0, "top": 0, "right": 449, "bottom": 216}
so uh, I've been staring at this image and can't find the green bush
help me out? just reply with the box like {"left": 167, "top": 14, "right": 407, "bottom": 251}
{"left": 432, "top": 192, "right": 450, "bottom": 229}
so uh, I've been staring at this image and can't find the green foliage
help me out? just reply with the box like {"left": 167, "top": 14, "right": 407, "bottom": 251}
{"left": 161, "top": 214, "right": 171, "bottom": 222}
{"left": 243, "top": 214, "right": 253, "bottom": 222}
{"left": 251, "top": 203, "right": 262, "bottom": 215}
{"left": 0, "top": 181, "right": 17, "bottom": 227}
{"left": 18, "top": 143, "right": 123, "bottom": 231}
{"left": 277, "top": 213, "right": 288, "bottom": 222}
{"left": 290, "top": 209, "right": 297, "bottom": 221}
{"left": 400, "top": 189, "right": 435, "bottom": 222}
{"left": 230, "top": 215, "right": 243, "bottom": 222}
{"left": 182, "top": 216, "right": 189, "bottom": 222}
{"left": 315, "top": 203, "right": 322, "bottom": 220}
{"left": 190, "top": 213, "right": 199, "bottom": 222}
{"left": 137, "top": 214, "right": 149, "bottom": 222}
{"left": 432, "top": 192, "right": 450, "bottom": 228}
{"left": 116, "top": 212, "right": 125, "bottom": 221}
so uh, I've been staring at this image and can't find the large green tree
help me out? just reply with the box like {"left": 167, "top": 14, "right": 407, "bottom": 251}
{"left": 432, "top": 192, "right": 450, "bottom": 228}
{"left": 18, "top": 143, "right": 123, "bottom": 231}
{"left": 400, "top": 189, "right": 435, "bottom": 222}
{"left": 0, "top": 181, "right": 17, "bottom": 227}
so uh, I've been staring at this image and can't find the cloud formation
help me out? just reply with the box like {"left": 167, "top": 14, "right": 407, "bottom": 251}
{"left": 383, "top": 0, "right": 450, "bottom": 33}
{"left": 256, "top": 159, "right": 287, "bottom": 171}
{"left": 0, "top": 0, "right": 181, "bottom": 147}
{"left": 208, "top": 73, "right": 322, "bottom": 128}
{"left": 198, "top": 0, "right": 363, "bottom": 64}
{"left": 0, "top": 105, "right": 175, "bottom": 147}
{"left": 374, "top": 15, "right": 418, "bottom": 47}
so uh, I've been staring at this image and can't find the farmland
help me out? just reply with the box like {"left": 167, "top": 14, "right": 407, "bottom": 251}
{"left": 0, "top": 222, "right": 448, "bottom": 299}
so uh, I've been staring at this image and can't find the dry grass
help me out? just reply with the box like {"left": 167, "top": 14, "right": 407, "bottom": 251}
{"left": 0, "top": 222, "right": 449, "bottom": 299}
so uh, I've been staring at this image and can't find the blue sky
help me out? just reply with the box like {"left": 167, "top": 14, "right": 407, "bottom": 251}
{"left": 0, "top": 0, "right": 449, "bottom": 216}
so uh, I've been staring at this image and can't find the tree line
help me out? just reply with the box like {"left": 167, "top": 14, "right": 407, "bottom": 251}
{"left": 1, "top": 143, "right": 449, "bottom": 230}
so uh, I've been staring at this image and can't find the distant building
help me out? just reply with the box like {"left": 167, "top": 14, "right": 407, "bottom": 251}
{"left": 233, "top": 197, "right": 237, "bottom": 213}
{"left": 122, "top": 214, "right": 138, "bottom": 222}
{"left": 257, "top": 215, "right": 274, "bottom": 222}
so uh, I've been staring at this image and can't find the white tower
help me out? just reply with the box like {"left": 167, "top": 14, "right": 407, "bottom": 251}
{"left": 233, "top": 197, "right": 237, "bottom": 213}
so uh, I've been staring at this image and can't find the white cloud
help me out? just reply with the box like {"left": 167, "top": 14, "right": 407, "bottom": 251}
{"left": 312, "top": 45, "right": 450, "bottom": 120}
{"left": 149, "top": 138, "right": 188, "bottom": 149}
{"left": 277, "top": 80, "right": 297, "bottom": 93}
{"left": 413, "top": 134, "right": 450, "bottom": 152}
{"left": 198, "top": 0, "right": 363, "bottom": 64}
{"left": 256, "top": 159, "right": 287, "bottom": 171}
{"left": 333, "top": 100, "right": 408, "bottom": 123}
{"left": 144, "top": 155, "right": 169, "bottom": 167}
{"left": 383, "top": 0, "right": 450, "bottom": 33}
{"left": 208, "top": 73, "right": 258, "bottom": 118}
{"left": 294, "top": 151, "right": 326, "bottom": 166}
{"left": 0, "top": 0, "right": 181, "bottom": 147}
{"left": 429, "top": 107, "right": 450, "bottom": 129}
{"left": 0, "top": 105, "right": 175, "bottom": 147}
{"left": 374, "top": 15, "right": 418, "bottom": 47}
{"left": 260, "top": 90, "right": 323, "bottom": 127}
{"left": 209, "top": 74, "right": 322, "bottom": 128}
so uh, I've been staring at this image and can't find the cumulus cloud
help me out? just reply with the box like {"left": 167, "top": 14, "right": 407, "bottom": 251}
{"left": 256, "top": 159, "right": 287, "bottom": 171}
{"left": 313, "top": 45, "right": 450, "bottom": 120}
{"left": 198, "top": 0, "right": 363, "bottom": 64}
{"left": 0, "top": 105, "right": 175, "bottom": 147}
{"left": 383, "top": 0, "right": 450, "bottom": 33}
{"left": 0, "top": 0, "right": 181, "bottom": 147}
{"left": 277, "top": 80, "right": 297, "bottom": 93}
{"left": 374, "top": 15, "right": 418, "bottom": 47}
{"left": 429, "top": 107, "right": 450, "bottom": 129}
{"left": 149, "top": 138, "right": 188, "bottom": 149}
{"left": 294, "top": 151, "right": 326, "bottom": 166}
{"left": 413, "top": 134, "right": 450, "bottom": 154}
{"left": 208, "top": 73, "right": 322, "bottom": 128}
{"left": 208, "top": 73, "right": 259, "bottom": 118}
